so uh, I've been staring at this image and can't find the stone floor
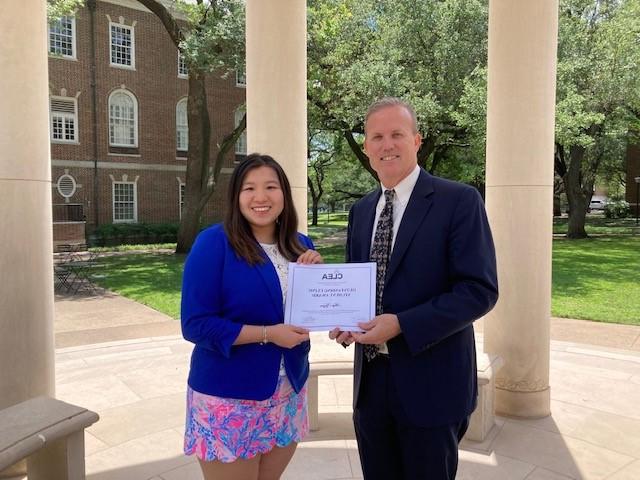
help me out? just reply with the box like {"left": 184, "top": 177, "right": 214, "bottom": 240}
{"left": 16, "top": 292, "right": 640, "bottom": 479}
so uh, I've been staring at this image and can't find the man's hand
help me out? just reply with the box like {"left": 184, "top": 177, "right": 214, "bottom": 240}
{"left": 329, "top": 328, "right": 355, "bottom": 347}
{"left": 352, "top": 314, "right": 401, "bottom": 344}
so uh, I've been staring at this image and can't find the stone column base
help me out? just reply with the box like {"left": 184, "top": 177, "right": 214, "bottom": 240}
{"left": 495, "top": 386, "right": 551, "bottom": 419}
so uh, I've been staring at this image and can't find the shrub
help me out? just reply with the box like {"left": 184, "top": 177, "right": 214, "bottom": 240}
{"left": 604, "top": 200, "right": 630, "bottom": 219}
{"left": 90, "top": 223, "right": 179, "bottom": 246}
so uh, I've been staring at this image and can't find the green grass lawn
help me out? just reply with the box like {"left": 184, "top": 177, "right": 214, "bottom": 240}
{"left": 90, "top": 243, "right": 177, "bottom": 253}
{"left": 92, "top": 236, "right": 640, "bottom": 326}
{"left": 95, "top": 253, "right": 186, "bottom": 319}
{"left": 308, "top": 212, "right": 349, "bottom": 226}
{"left": 553, "top": 216, "right": 639, "bottom": 235}
{"left": 307, "top": 212, "right": 349, "bottom": 243}
{"left": 552, "top": 237, "right": 640, "bottom": 324}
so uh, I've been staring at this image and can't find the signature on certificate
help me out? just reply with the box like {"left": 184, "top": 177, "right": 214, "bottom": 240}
{"left": 320, "top": 302, "right": 340, "bottom": 309}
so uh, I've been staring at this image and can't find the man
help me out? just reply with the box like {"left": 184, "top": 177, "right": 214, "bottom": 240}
{"left": 330, "top": 97, "right": 498, "bottom": 479}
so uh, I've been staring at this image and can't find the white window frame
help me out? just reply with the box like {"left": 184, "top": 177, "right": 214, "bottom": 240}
{"left": 234, "top": 107, "right": 247, "bottom": 156}
{"left": 112, "top": 181, "right": 137, "bottom": 223}
{"left": 108, "top": 89, "right": 138, "bottom": 148}
{"left": 236, "top": 69, "right": 246, "bottom": 87}
{"left": 179, "top": 183, "right": 186, "bottom": 219}
{"left": 178, "top": 51, "right": 188, "bottom": 78}
{"left": 176, "top": 98, "right": 188, "bottom": 152}
{"left": 109, "top": 21, "right": 135, "bottom": 69}
{"left": 50, "top": 96, "right": 78, "bottom": 144}
{"left": 49, "top": 16, "right": 76, "bottom": 59}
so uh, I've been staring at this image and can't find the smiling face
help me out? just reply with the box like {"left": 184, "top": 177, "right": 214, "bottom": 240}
{"left": 238, "top": 165, "right": 284, "bottom": 243}
{"left": 364, "top": 105, "right": 421, "bottom": 188}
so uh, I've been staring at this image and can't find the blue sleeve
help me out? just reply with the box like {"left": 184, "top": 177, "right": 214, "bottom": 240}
{"left": 298, "top": 232, "right": 315, "bottom": 250}
{"left": 180, "top": 229, "right": 243, "bottom": 358}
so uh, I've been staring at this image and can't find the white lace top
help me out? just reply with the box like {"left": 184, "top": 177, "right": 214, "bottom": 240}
{"left": 260, "top": 243, "right": 289, "bottom": 376}
{"left": 260, "top": 243, "right": 289, "bottom": 302}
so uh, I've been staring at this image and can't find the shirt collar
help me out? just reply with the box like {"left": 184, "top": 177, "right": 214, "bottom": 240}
{"left": 380, "top": 165, "right": 420, "bottom": 205}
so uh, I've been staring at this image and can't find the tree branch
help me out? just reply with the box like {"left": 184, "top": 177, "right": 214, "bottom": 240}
{"left": 135, "top": 0, "right": 184, "bottom": 48}
{"left": 333, "top": 189, "right": 366, "bottom": 200}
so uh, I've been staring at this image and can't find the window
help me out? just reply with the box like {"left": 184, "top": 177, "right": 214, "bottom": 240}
{"left": 178, "top": 51, "right": 188, "bottom": 77}
{"left": 234, "top": 107, "right": 247, "bottom": 156}
{"left": 179, "top": 183, "right": 185, "bottom": 219}
{"left": 110, "top": 23, "right": 134, "bottom": 68}
{"left": 50, "top": 97, "right": 77, "bottom": 143}
{"left": 236, "top": 69, "right": 246, "bottom": 87}
{"left": 112, "top": 181, "right": 137, "bottom": 222}
{"left": 176, "top": 98, "right": 188, "bottom": 152}
{"left": 108, "top": 90, "right": 138, "bottom": 147}
{"left": 49, "top": 16, "right": 76, "bottom": 58}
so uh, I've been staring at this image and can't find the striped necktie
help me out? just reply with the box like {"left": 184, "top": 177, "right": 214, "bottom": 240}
{"left": 365, "top": 189, "right": 395, "bottom": 361}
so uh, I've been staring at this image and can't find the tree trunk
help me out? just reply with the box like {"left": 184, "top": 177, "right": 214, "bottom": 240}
{"left": 176, "top": 71, "right": 211, "bottom": 253}
{"left": 311, "top": 198, "right": 319, "bottom": 226}
{"left": 428, "top": 146, "right": 446, "bottom": 174}
{"left": 307, "top": 176, "right": 320, "bottom": 226}
{"left": 418, "top": 134, "right": 436, "bottom": 171}
{"left": 563, "top": 144, "right": 591, "bottom": 239}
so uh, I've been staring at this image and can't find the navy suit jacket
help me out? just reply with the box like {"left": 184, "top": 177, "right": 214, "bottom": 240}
{"left": 181, "top": 224, "right": 313, "bottom": 400}
{"left": 347, "top": 169, "right": 498, "bottom": 427}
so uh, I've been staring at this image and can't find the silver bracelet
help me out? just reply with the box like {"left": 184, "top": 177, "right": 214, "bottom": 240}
{"left": 260, "top": 325, "right": 268, "bottom": 345}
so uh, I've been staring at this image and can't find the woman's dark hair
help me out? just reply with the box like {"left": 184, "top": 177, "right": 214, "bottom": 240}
{"left": 224, "top": 153, "right": 306, "bottom": 265}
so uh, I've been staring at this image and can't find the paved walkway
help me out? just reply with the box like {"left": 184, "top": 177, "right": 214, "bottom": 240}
{"left": 40, "top": 291, "right": 640, "bottom": 479}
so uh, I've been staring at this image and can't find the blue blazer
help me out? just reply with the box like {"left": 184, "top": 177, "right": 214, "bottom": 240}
{"left": 181, "top": 224, "right": 314, "bottom": 400}
{"left": 348, "top": 169, "right": 498, "bottom": 427}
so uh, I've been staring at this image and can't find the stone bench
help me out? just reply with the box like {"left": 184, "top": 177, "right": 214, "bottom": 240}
{"left": 465, "top": 353, "right": 504, "bottom": 442}
{"left": 308, "top": 353, "right": 503, "bottom": 442}
{"left": 308, "top": 361, "right": 354, "bottom": 431}
{"left": 0, "top": 396, "right": 99, "bottom": 479}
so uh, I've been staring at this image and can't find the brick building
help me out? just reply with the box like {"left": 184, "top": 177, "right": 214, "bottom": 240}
{"left": 48, "top": 0, "right": 246, "bottom": 244}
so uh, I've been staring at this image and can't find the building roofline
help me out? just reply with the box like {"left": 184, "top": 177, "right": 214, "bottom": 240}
{"left": 100, "top": 0, "right": 188, "bottom": 21}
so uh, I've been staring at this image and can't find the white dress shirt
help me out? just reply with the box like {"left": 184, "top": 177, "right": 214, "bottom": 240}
{"left": 369, "top": 165, "right": 421, "bottom": 353}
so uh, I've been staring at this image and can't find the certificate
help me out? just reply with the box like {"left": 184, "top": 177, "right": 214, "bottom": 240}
{"left": 284, "top": 262, "right": 376, "bottom": 332}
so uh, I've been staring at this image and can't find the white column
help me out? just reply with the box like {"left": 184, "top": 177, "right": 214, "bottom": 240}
{"left": 484, "top": 0, "right": 558, "bottom": 417}
{"left": 246, "top": 0, "right": 308, "bottom": 231}
{"left": 0, "top": 0, "right": 55, "bottom": 406}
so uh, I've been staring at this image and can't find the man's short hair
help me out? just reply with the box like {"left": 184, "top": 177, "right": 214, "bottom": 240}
{"left": 364, "top": 97, "right": 419, "bottom": 134}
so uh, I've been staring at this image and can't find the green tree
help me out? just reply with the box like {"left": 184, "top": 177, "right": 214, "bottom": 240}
{"left": 307, "top": 131, "right": 338, "bottom": 226}
{"left": 555, "top": 0, "right": 640, "bottom": 237}
{"left": 307, "top": 131, "right": 377, "bottom": 225}
{"left": 307, "top": 0, "right": 489, "bottom": 182}
{"left": 47, "top": 0, "right": 84, "bottom": 18}
{"left": 325, "top": 146, "right": 378, "bottom": 205}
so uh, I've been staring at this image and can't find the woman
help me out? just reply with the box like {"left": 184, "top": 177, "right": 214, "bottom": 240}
{"left": 181, "top": 153, "right": 322, "bottom": 480}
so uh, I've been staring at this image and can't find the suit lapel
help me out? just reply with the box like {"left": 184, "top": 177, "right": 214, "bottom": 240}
{"left": 358, "top": 191, "right": 381, "bottom": 262}
{"left": 386, "top": 170, "right": 434, "bottom": 282}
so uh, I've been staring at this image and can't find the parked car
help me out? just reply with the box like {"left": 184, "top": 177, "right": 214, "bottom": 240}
{"left": 588, "top": 195, "right": 608, "bottom": 212}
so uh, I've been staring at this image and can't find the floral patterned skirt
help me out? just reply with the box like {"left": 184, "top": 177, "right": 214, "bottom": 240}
{"left": 184, "top": 375, "right": 308, "bottom": 463}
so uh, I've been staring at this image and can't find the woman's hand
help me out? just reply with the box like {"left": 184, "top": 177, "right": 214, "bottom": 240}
{"left": 297, "top": 249, "right": 323, "bottom": 264}
{"left": 267, "top": 324, "right": 310, "bottom": 348}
